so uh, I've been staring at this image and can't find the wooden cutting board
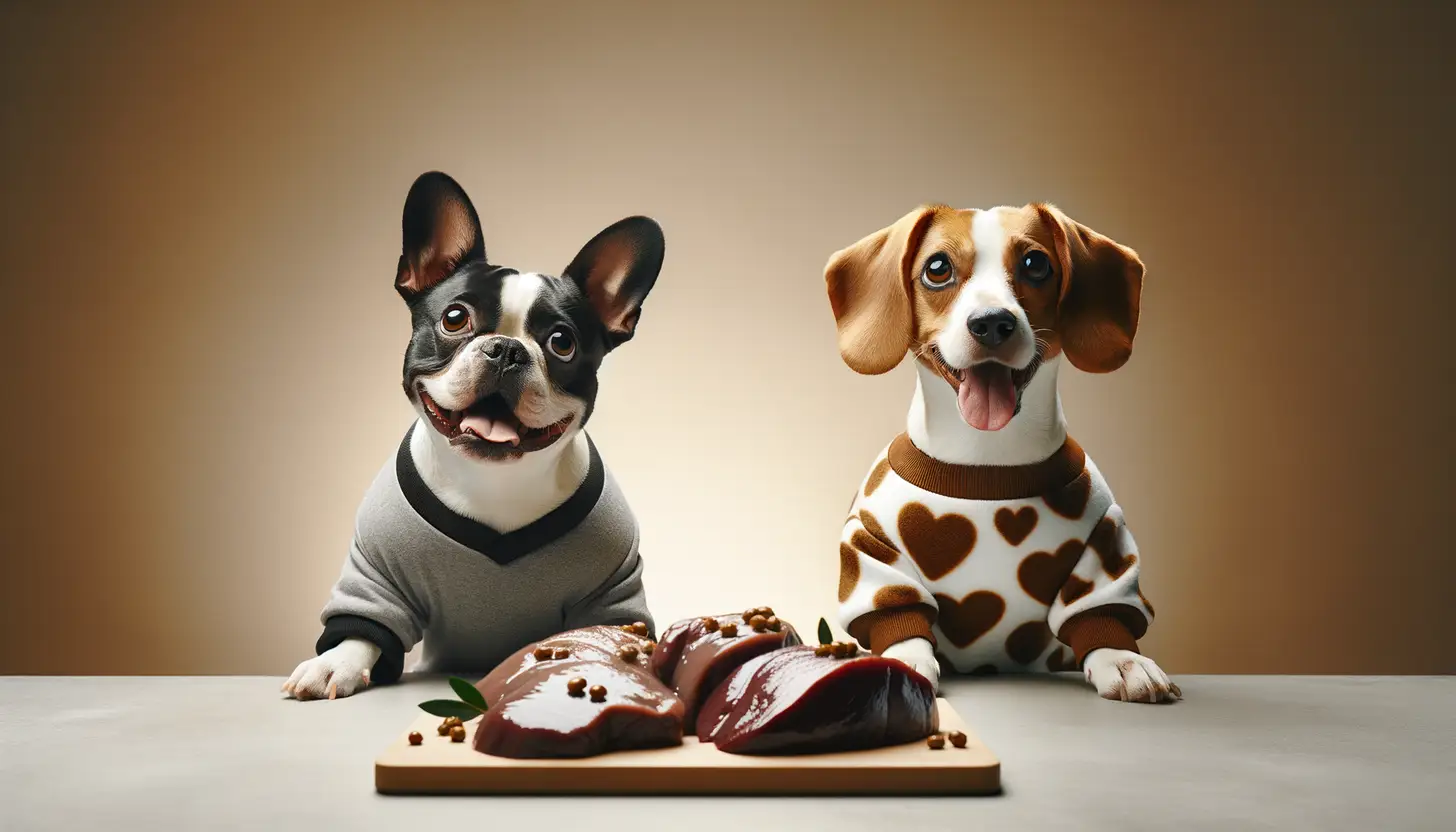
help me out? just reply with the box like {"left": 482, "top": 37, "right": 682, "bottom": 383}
{"left": 375, "top": 698, "right": 999, "bottom": 795}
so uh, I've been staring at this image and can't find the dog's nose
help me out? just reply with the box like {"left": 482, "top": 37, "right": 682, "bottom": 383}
{"left": 480, "top": 336, "right": 529, "bottom": 371}
{"left": 968, "top": 310, "right": 1018, "bottom": 348}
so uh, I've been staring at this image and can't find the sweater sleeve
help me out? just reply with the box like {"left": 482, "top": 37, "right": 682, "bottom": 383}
{"left": 315, "top": 530, "right": 428, "bottom": 686}
{"left": 563, "top": 530, "right": 657, "bottom": 638}
{"left": 1046, "top": 501, "right": 1154, "bottom": 667}
{"left": 836, "top": 507, "right": 939, "bottom": 655}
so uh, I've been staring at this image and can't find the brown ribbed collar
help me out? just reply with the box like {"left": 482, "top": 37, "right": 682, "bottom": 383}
{"left": 886, "top": 433, "right": 1086, "bottom": 500}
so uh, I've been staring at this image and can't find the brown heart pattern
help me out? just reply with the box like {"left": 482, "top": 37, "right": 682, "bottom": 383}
{"left": 995, "top": 506, "right": 1039, "bottom": 546}
{"left": 1005, "top": 620, "right": 1054, "bottom": 665}
{"left": 1060, "top": 574, "right": 1094, "bottom": 605}
{"left": 863, "top": 458, "right": 891, "bottom": 498}
{"left": 837, "top": 542, "right": 860, "bottom": 602}
{"left": 851, "top": 510, "right": 899, "bottom": 565}
{"left": 859, "top": 510, "right": 892, "bottom": 546}
{"left": 1087, "top": 516, "right": 1136, "bottom": 578}
{"left": 874, "top": 584, "right": 924, "bottom": 609}
{"left": 899, "top": 503, "right": 977, "bottom": 581}
{"left": 933, "top": 591, "right": 1005, "bottom": 649}
{"left": 1017, "top": 539, "right": 1085, "bottom": 605}
{"left": 1043, "top": 471, "right": 1092, "bottom": 520}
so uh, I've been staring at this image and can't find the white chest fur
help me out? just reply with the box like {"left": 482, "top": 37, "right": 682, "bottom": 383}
{"left": 409, "top": 420, "right": 591, "bottom": 532}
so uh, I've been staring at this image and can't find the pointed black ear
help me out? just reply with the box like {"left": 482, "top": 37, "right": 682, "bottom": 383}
{"left": 395, "top": 172, "right": 486, "bottom": 301}
{"left": 563, "top": 216, "right": 665, "bottom": 347}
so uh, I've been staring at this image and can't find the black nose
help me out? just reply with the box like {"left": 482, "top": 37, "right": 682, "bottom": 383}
{"left": 968, "top": 310, "right": 1018, "bottom": 348}
{"left": 480, "top": 336, "right": 529, "bottom": 371}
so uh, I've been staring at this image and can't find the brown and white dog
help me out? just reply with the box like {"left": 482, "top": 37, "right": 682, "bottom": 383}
{"left": 825, "top": 204, "right": 1178, "bottom": 703}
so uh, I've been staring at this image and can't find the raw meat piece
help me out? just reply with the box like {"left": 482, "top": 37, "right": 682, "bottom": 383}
{"left": 469, "top": 624, "right": 681, "bottom": 759}
{"left": 473, "top": 657, "right": 684, "bottom": 759}
{"left": 475, "top": 625, "right": 650, "bottom": 706}
{"left": 649, "top": 611, "right": 801, "bottom": 731}
{"left": 696, "top": 644, "right": 938, "bottom": 755}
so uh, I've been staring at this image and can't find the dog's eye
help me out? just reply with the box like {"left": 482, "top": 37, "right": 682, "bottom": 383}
{"left": 441, "top": 304, "right": 472, "bottom": 333}
{"left": 1017, "top": 250, "right": 1053, "bottom": 285}
{"left": 547, "top": 328, "right": 577, "bottom": 361}
{"left": 921, "top": 253, "right": 955, "bottom": 289}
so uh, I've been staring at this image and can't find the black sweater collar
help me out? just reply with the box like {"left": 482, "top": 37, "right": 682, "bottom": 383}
{"left": 394, "top": 423, "right": 606, "bottom": 564}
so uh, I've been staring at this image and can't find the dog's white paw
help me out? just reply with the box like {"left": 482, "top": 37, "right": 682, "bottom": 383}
{"left": 1083, "top": 648, "right": 1180, "bottom": 703}
{"left": 882, "top": 637, "right": 941, "bottom": 694}
{"left": 282, "top": 638, "right": 381, "bottom": 701}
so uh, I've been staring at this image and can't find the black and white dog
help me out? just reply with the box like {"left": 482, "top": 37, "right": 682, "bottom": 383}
{"left": 284, "top": 172, "right": 665, "bottom": 700}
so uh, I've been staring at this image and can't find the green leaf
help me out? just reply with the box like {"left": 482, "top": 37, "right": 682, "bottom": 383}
{"left": 418, "top": 699, "right": 486, "bottom": 720}
{"left": 817, "top": 617, "right": 833, "bottom": 646}
{"left": 448, "top": 676, "right": 488, "bottom": 711}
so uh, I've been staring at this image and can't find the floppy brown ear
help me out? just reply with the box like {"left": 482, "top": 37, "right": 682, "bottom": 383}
{"left": 1035, "top": 204, "right": 1145, "bottom": 374}
{"left": 824, "top": 206, "right": 939, "bottom": 375}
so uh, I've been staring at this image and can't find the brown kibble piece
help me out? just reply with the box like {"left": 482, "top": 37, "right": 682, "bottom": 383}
{"left": 589, "top": 684, "right": 607, "bottom": 702}
{"left": 567, "top": 677, "right": 588, "bottom": 696}
{"left": 437, "top": 716, "right": 460, "bottom": 736}
{"left": 765, "top": 616, "right": 781, "bottom": 632}
{"left": 742, "top": 608, "right": 756, "bottom": 621}
{"left": 450, "top": 725, "right": 467, "bottom": 743}
{"left": 619, "top": 645, "right": 639, "bottom": 662}
{"left": 813, "top": 645, "right": 833, "bottom": 657}
{"left": 702, "top": 618, "right": 720, "bottom": 632}
{"left": 749, "top": 614, "right": 767, "bottom": 632}
{"left": 948, "top": 731, "right": 968, "bottom": 748}
{"left": 533, "top": 646, "right": 554, "bottom": 660}
{"left": 408, "top": 731, "right": 423, "bottom": 746}
{"left": 719, "top": 621, "right": 738, "bottom": 637}
{"left": 642, "top": 640, "right": 656, "bottom": 655}
{"left": 553, "top": 647, "right": 570, "bottom": 660}
{"left": 631, "top": 622, "right": 650, "bottom": 637}
{"left": 926, "top": 733, "right": 946, "bottom": 749}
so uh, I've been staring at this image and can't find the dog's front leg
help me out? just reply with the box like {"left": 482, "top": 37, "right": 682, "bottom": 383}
{"left": 1083, "top": 648, "right": 1180, "bottom": 703}
{"left": 282, "top": 638, "right": 381, "bottom": 701}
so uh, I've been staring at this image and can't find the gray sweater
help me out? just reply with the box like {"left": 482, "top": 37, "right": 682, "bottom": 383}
{"left": 314, "top": 424, "right": 654, "bottom": 684}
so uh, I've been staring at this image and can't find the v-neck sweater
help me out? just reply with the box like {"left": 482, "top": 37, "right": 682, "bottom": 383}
{"left": 314, "top": 424, "right": 653, "bottom": 684}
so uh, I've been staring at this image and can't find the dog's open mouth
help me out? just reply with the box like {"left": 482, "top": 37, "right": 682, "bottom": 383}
{"left": 926, "top": 346, "right": 1040, "bottom": 432}
{"left": 418, "top": 388, "right": 574, "bottom": 456}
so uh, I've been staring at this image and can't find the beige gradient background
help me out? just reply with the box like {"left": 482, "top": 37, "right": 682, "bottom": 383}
{"left": 2, "top": 1, "right": 1452, "bottom": 676}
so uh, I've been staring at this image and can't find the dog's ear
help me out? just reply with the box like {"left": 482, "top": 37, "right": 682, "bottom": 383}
{"left": 825, "top": 206, "right": 939, "bottom": 375}
{"left": 395, "top": 172, "right": 487, "bottom": 301}
{"left": 1035, "top": 204, "right": 1145, "bottom": 374}
{"left": 564, "top": 216, "right": 665, "bottom": 348}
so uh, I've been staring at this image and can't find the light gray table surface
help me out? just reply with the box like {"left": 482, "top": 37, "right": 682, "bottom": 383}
{"left": 1, "top": 675, "right": 1451, "bottom": 831}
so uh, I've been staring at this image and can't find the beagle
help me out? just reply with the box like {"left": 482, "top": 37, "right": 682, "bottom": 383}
{"left": 825, "top": 203, "right": 1178, "bottom": 703}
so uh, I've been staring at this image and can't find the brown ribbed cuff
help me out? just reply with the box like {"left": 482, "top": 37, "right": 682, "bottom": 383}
{"left": 1059, "top": 608, "right": 1141, "bottom": 667}
{"left": 847, "top": 605, "right": 938, "bottom": 654}
{"left": 887, "top": 433, "right": 1086, "bottom": 500}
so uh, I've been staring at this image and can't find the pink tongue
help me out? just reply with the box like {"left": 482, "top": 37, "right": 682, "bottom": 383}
{"left": 459, "top": 414, "right": 520, "bottom": 444}
{"left": 957, "top": 365, "right": 1017, "bottom": 431}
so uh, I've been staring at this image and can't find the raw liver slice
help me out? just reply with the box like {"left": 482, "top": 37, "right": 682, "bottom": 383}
{"left": 649, "top": 613, "right": 802, "bottom": 731}
{"left": 470, "top": 625, "right": 683, "bottom": 759}
{"left": 475, "top": 625, "right": 647, "bottom": 706}
{"left": 695, "top": 645, "right": 939, "bottom": 755}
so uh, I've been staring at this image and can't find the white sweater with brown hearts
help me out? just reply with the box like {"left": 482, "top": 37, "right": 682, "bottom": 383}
{"left": 837, "top": 433, "right": 1154, "bottom": 674}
